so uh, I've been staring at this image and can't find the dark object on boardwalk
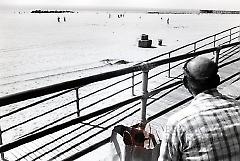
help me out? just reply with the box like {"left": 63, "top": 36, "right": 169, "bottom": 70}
{"left": 108, "top": 124, "right": 161, "bottom": 161}
{"left": 138, "top": 34, "right": 152, "bottom": 48}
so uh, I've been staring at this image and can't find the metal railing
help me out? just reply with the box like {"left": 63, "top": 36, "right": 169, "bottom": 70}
{"left": 0, "top": 26, "right": 239, "bottom": 161}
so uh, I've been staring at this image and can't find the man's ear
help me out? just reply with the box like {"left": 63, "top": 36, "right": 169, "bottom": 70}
{"left": 183, "top": 76, "right": 188, "bottom": 89}
{"left": 215, "top": 74, "right": 220, "bottom": 86}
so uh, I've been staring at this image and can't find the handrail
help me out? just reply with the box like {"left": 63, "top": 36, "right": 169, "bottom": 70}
{"left": 0, "top": 26, "right": 239, "bottom": 160}
{"left": 143, "top": 26, "right": 240, "bottom": 63}
{"left": 1, "top": 41, "right": 239, "bottom": 153}
{"left": 1, "top": 41, "right": 239, "bottom": 107}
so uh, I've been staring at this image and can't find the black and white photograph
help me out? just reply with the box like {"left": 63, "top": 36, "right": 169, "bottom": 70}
{"left": 0, "top": 0, "right": 240, "bottom": 160}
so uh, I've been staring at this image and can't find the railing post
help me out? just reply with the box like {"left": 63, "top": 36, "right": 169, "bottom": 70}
{"left": 0, "top": 126, "right": 6, "bottom": 161}
{"left": 229, "top": 29, "right": 232, "bottom": 43}
{"left": 194, "top": 42, "right": 196, "bottom": 53}
{"left": 132, "top": 72, "right": 135, "bottom": 96}
{"left": 213, "top": 35, "right": 216, "bottom": 55}
{"left": 141, "top": 65, "right": 149, "bottom": 124}
{"left": 168, "top": 52, "right": 171, "bottom": 78}
{"left": 239, "top": 26, "right": 240, "bottom": 42}
{"left": 215, "top": 46, "right": 221, "bottom": 65}
{"left": 75, "top": 88, "right": 80, "bottom": 117}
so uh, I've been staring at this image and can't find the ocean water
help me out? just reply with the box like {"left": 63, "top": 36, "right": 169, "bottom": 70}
{"left": 1, "top": 11, "right": 240, "bottom": 96}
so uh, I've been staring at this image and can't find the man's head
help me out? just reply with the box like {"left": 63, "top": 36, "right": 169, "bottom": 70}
{"left": 183, "top": 56, "right": 220, "bottom": 96}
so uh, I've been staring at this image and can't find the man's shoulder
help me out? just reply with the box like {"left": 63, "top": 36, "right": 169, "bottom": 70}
{"left": 167, "top": 89, "right": 240, "bottom": 126}
{"left": 167, "top": 101, "right": 200, "bottom": 126}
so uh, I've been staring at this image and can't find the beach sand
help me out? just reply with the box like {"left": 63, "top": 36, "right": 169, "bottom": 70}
{"left": 1, "top": 11, "right": 240, "bottom": 160}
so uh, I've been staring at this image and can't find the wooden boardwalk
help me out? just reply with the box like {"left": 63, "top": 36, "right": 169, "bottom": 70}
{"left": 2, "top": 50, "right": 239, "bottom": 161}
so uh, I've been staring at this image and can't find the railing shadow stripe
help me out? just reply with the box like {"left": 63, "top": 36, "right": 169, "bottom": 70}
{"left": 19, "top": 111, "right": 77, "bottom": 139}
{"left": 148, "top": 84, "right": 183, "bottom": 107}
{"left": 219, "top": 57, "right": 240, "bottom": 69}
{"left": 16, "top": 108, "right": 117, "bottom": 160}
{"left": 36, "top": 102, "right": 141, "bottom": 161}
{"left": 56, "top": 108, "right": 140, "bottom": 161}
{"left": 219, "top": 48, "right": 240, "bottom": 64}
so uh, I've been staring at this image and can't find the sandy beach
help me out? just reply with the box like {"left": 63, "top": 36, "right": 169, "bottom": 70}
{"left": 1, "top": 11, "right": 240, "bottom": 97}
{"left": 1, "top": 10, "right": 240, "bottom": 160}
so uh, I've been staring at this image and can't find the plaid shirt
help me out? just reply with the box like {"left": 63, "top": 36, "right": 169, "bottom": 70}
{"left": 159, "top": 89, "right": 240, "bottom": 161}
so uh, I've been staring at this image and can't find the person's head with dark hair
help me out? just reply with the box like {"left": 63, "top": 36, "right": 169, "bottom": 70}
{"left": 182, "top": 56, "right": 220, "bottom": 96}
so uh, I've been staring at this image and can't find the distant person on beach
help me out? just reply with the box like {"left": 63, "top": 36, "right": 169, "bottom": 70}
{"left": 167, "top": 18, "right": 169, "bottom": 24}
{"left": 159, "top": 56, "right": 240, "bottom": 161}
{"left": 63, "top": 17, "right": 66, "bottom": 22}
{"left": 57, "top": 17, "right": 60, "bottom": 22}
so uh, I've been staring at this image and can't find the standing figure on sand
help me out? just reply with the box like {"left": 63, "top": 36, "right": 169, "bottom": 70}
{"left": 57, "top": 16, "right": 67, "bottom": 23}
{"left": 167, "top": 18, "right": 169, "bottom": 24}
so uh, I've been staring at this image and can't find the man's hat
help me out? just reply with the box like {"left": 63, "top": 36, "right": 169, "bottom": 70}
{"left": 184, "top": 56, "right": 218, "bottom": 81}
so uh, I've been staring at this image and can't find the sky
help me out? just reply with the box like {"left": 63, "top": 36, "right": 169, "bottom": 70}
{"left": 1, "top": 0, "right": 240, "bottom": 10}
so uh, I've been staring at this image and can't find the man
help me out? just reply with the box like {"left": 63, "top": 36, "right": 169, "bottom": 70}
{"left": 159, "top": 56, "right": 240, "bottom": 160}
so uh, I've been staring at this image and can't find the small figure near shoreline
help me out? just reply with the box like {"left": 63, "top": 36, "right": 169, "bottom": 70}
{"left": 57, "top": 17, "right": 60, "bottom": 23}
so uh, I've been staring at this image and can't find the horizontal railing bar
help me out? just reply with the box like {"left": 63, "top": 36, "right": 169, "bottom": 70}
{"left": 2, "top": 100, "right": 76, "bottom": 133}
{"left": 144, "top": 26, "right": 239, "bottom": 63}
{"left": 81, "top": 83, "right": 135, "bottom": 112}
{"left": 215, "top": 34, "right": 231, "bottom": 42}
{"left": 231, "top": 36, "right": 240, "bottom": 42}
{"left": 78, "top": 74, "right": 133, "bottom": 100}
{"left": 195, "top": 41, "right": 214, "bottom": 51}
{"left": 0, "top": 95, "right": 142, "bottom": 152}
{"left": 231, "top": 30, "right": 239, "bottom": 36}
{"left": 1, "top": 42, "right": 239, "bottom": 107}
{"left": 0, "top": 68, "right": 144, "bottom": 107}
{"left": 0, "top": 89, "right": 73, "bottom": 119}
{"left": 150, "top": 42, "right": 240, "bottom": 69}
{"left": 188, "top": 26, "right": 239, "bottom": 45}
